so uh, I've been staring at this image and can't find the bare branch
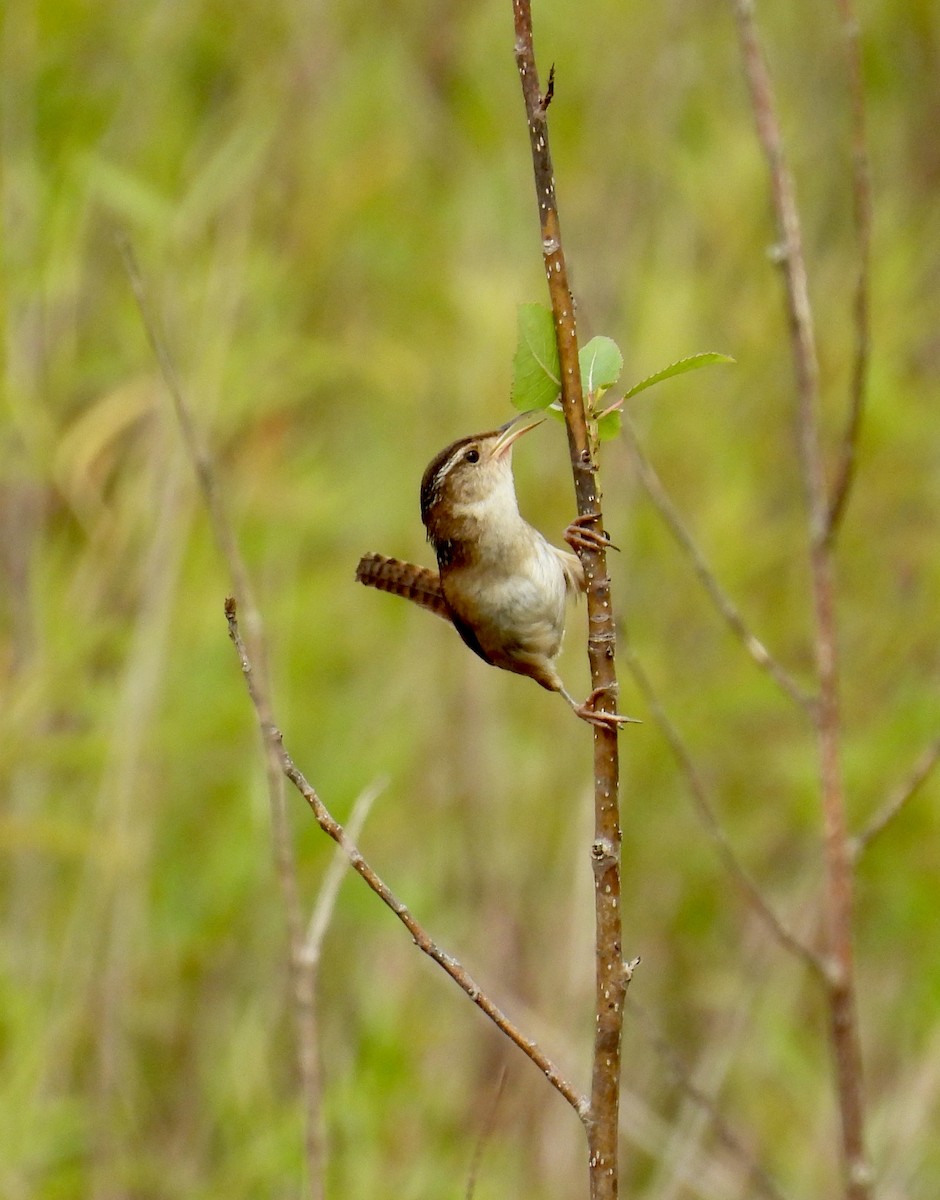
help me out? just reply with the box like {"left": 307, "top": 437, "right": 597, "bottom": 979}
{"left": 293, "top": 780, "right": 383, "bottom": 1200}
{"left": 301, "top": 780, "right": 385, "bottom": 966}
{"left": 851, "top": 735, "right": 940, "bottom": 861}
{"left": 825, "top": 0, "right": 874, "bottom": 542}
{"left": 621, "top": 640, "right": 824, "bottom": 977}
{"left": 730, "top": 2, "right": 870, "bottom": 1192}
{"left": 225, "top": 597, "right": 587, "bottom": 1119}
{"left": 512, "top": 4, "right": 627, "bottom": 1195}
{"left": 623, "top": 419, "right": 815, "bottom": 715}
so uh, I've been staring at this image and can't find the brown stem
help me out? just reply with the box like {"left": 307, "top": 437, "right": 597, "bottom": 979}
{"left": 225, "top": 598, "right": 587, "bottom": 1119}
{"left": 730, "top": 3, "right": 870, "bottom": 1194}
{"left": 512, "top": 6, "right": 627, "bottom": 1197}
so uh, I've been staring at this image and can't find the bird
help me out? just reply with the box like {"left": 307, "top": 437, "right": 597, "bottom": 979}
{"left": 355, "top": 414, "right": 629, "bottom": 730}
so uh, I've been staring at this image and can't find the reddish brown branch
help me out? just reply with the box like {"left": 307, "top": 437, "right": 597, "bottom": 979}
{"left": 512, "top": 5, "right": 627, "bottom": 1197}
{"left": 225, "top": 598, "right": 587, "bottom": 1119}
{"left": 730, "top": 3, "right": 870, "bottom": 1194}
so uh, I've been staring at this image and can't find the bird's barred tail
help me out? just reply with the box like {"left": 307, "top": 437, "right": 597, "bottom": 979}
{"left": 355, "top": 553, "right": 451, "bottom": 621}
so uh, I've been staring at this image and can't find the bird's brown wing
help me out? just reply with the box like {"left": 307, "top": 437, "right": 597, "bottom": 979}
{"left": 355, "top": 553, "right": 452, "bottom": 622}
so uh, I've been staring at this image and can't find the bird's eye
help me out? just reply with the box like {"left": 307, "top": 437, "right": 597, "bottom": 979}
{"left": 464, "top": 448, "right": 480, "bottom": 464}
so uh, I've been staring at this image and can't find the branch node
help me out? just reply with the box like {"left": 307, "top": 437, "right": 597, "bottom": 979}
{"left": 538, "top": 62, "right": 555, "bottom": 112}
{"left": 591, "top": 837, "right": 619, "bottom": 870}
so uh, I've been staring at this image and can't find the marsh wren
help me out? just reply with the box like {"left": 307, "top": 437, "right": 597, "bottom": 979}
{"left": 355, "top": 414, "right": 629, "bottom": 730}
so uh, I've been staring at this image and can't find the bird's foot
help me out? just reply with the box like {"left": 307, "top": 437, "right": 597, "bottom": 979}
{"left": 573, "top": 685, "right": 640, "bottom": 730}
{"left": 564, "top": 513, "right": 619, "bottom": 554}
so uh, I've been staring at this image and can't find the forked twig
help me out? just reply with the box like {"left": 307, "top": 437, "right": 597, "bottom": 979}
{"left": 225, "top": 597, "right": 587, "bottom": 1119}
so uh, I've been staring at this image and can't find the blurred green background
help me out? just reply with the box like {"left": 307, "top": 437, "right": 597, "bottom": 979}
{"left": 2, "top": 0, "right": 938, "bottom": 1196}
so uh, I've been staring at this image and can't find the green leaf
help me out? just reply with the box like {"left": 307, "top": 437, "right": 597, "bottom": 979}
{"left": 622, "top": 352, "right": 735, "bottom": 401}
{"left": 596, "top": 411, "right": 622, "bottom": 441}
{"left": 579, "top": 336, "right": 623, "bottom": 398}
{"left": 511, "top": 303, "right": 560, "bottom": 411}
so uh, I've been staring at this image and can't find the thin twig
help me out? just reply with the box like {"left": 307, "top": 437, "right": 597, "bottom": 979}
{"left": 825, "top": 0, "right": 873, "bottom": 542}
{"left": 627, "top": 998, "right": 790, "bottom": 1200}
{"left": 294, "top": 780, "right": 384, "bottom": 1200}
{"left": 851, "top": 735, "right": 940, "bottom": 861}
{"left": 119, "top": 237, "right": 320, "bottom": 1194}
{"left": 623, "top": 419, "right": 815, "bottom": 715}
{"left": 512, "top": 6, "right": 627, "bottom": 1197}
{"left": 225, "top": 597, "right": 588, "bottom": 1119}
{"left": 621, "top": 640, "right": 824, "bottom": 977}
{"left": 302, "top": 780, "right": 385, "bottom": 966}
{"left": 465, "top": 1065, "right": 509, "bottom": 1200}
{"left": 730, "top": 3, "right": 870, "bottom": 1193}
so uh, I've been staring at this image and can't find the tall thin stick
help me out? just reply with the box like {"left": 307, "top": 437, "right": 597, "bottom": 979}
{"left": 512, "top": 6, "right": 628, "bottom": 1198}
{"left": 730, "top": 3, "right": 870, "bottom": 1194}
{"left": 120, "top": 238, "right": 321, "bottom": 1197}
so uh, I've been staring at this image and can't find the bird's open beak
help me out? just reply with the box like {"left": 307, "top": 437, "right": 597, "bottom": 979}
{"left": 490, "top": 410, "right": 546, "bottom": 460}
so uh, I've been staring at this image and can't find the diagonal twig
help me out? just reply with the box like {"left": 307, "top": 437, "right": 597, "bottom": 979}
{"left": 825, "top": 0, "right": 874, "bottom": 543}
{"left": 621, "top": 640, "right": 824, "bottom": 977}
{"left": 627, "top": 997, "right": 790, "bottom": 1200}
{"left": 465, "top": 1065, "right": 509, "bottom": 1200}
{"left": 294, "top": 779, "right": 384, "bottom": 1199}
{"left": 302, "top": 780, "right": 385, "bottom": 966}
{"left": 623, "top": 419, "right": 815, "bottom": 715}
{"left": 851, "top": 735, "right": 940, "bottom": 861}
{"left": 225, "top": 597, "right": 588, "bottom": 1120}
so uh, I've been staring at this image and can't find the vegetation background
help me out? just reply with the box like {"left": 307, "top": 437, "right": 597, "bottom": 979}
{"left": 2, "top": 0, "right": 937, "bottom": 1196}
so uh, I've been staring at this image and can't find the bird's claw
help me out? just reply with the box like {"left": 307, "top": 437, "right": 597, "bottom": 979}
{"left": 574, "top": 685, "right": 640, "bottom": 730}
{"left": 564, "top": 513, "right": 619, "bottom": 554}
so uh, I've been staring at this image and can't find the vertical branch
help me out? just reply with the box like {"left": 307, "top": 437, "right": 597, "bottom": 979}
{"left": 826, "top": 0, "right": 873, "bottom": 541}
{"left": 730, "top": 3, "right": 870, "bottom": 1195}
{"left": 512, "top": 6, "right": 627, "bottom": 1199}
